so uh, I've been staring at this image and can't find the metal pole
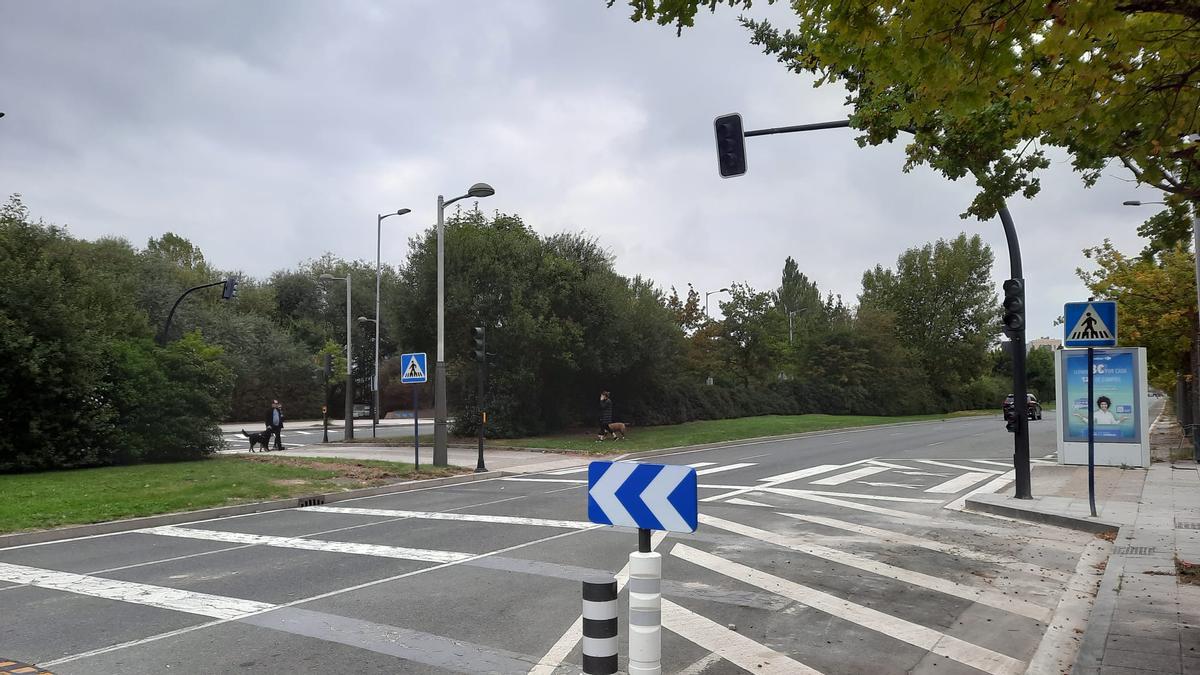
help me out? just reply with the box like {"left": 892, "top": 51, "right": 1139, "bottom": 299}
{"left": 1192, "top": 208, "right": 1200, "bottom": 461}
{"left": 323, "top": 357, "right": 330, "bottom": 443}
{"left": 1088, "top": 346, "right": 1097, "bottom": 517}
{"left": 414, "top": 386, "right": 420, "bottom": 468}
{"left": 997, "top": 206, "right": 1031, "bottom": 499}
{"left": 158, "top": 280, "right": 225, "bottom": 345}
{"left": 476, "top": 359, "right": 487, "bottom": 473}
{"left": 344, "top": 272, "right": 354, "bottom": 441}
{"left": 434, "top": 195, "right": 449, "bottom": 466}
{"left": 374, "top": 214, "right": 382, "bottom": 439}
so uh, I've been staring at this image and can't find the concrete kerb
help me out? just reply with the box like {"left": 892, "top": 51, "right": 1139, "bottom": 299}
{"left": 964, "top": 494, "right": 1122, "bottom": 535}
{"left": 0, "top": 470, "right": 507, "bottom": 550}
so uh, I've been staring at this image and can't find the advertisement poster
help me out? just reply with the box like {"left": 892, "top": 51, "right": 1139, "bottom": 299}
{"left": 1063, "top": 349, "right": 1141, "bottom": 443}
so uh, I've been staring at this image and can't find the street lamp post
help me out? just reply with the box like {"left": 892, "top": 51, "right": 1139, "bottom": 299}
{"left": 786, "top": 307, "right": 809, "bottom": 345}
{"left": 374, "top": 208, "right": 411, "bottom": 438}
{"left": 1124, "top": 199, "right": 1200, "bottom": 460}
{"left": 320, "top": 273, "right": 354, "bottom": 440}
{"left": 434, "top": 183, "right": 496, "bottom": 466}
{"left": 705, "top": 287, "right": 730, "bottom": 317}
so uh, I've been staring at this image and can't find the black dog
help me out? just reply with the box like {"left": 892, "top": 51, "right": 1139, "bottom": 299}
{"left": 241, "top": 428, "right": 273, "bottom": 452}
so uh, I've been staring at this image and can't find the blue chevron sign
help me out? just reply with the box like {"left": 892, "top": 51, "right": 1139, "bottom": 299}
{"left": 587, "top": 461, "right": 698, "bottom": 533}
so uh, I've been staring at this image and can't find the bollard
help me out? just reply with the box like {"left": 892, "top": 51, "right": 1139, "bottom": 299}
{"left": 627, "top": 551, "right": 662, "bottom": 675}
{"left": 582, "top": 577, "right": 618, "bottom": 674}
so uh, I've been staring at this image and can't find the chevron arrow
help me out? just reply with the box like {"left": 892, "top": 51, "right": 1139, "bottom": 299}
{"left": 588, "top": 461, "right": 698, "bottom": 533}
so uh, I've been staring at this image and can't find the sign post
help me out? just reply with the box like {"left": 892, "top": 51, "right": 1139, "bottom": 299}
{"left": 400, "top": 353, "right": 428, "bottom": 468}
{"left": 588, "top": 461, "right": 698, "bottom": 674}
{"left": 1064, "top": 300, "right": 1118, "bottom": 517}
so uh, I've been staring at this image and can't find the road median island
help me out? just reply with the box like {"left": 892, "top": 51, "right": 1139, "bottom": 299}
{"left": 0, "top": 455, "right": 471, "bottom": 539}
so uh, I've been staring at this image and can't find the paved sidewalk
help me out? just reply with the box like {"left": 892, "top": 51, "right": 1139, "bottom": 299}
{"left": 222, "top": 443, "right": 587, "bottom": 475}
{"left": 966, "top": 403, "right": 1200, "bottom": 673}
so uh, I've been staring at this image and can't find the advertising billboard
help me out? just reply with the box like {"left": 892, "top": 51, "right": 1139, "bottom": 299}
{"left": 1062, "top": 348, "right": 1141, "bottom": 444}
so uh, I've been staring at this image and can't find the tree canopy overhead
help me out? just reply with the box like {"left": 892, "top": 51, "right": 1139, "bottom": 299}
{"left": 612, "top": 0, "right": 1199, "bottom": 217}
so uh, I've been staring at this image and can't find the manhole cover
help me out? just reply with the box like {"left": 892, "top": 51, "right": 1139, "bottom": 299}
{"left": 1114, "top": 546, "right": 1157, "bottom": 556}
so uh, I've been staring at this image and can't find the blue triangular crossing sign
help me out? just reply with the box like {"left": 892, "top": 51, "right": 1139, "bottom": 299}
{"left": 400, "top": 352, "right": 427, "bottom": 384}
{"left": 1064, "top": 301, "right": 1118, "bottom": 347}
{"left": 587, "top": 461, "right": 697, "bottom": 533}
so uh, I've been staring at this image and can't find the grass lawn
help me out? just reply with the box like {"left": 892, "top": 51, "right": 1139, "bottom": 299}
{"left": 492, "top": 411, "right": 993, "bottom": 454}
{"left": 0, "top": 455, "right": 464, "bottom": 534}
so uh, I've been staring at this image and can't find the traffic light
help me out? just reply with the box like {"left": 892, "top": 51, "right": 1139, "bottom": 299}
{"left": 323, "top": 353, "right": 332, "bottom": 380}
{"left": 1001, "top": 278, "right": 1024, "bottom": 336}
{"left": 1005, "top": 407, "right": 1019, "bottom": 433}
{"left": 713, "top": 113, "right": 747, "bottom": 178}
{"left": 221, "top": 277, "right": 239, "bottom": 300}
{"left": 472, "top": 326, "right": 486, "bottom": 363}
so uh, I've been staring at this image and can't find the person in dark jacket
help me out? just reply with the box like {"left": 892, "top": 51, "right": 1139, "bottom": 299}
{"left": 597, "top": 391, "right": 613, "bottom": 441}
{"left": 266, "top": 399, "right": 284, "bottom": 451}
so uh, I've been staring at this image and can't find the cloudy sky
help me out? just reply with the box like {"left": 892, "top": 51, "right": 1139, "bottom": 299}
{"left": 0, "top": 1, "right": 1166, "bottom": 340}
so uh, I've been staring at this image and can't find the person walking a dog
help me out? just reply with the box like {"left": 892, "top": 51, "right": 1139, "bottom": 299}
{"left": 266, "top": 399, "right": 284, "bottom": 451}
{"left": 597, "top": 390, "right": 613, "bottom": 441}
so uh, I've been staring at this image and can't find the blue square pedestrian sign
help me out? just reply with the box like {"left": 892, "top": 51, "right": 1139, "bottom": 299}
{"left": 1064, "top": 301, "right": 1117, "bottom": 347}
{"left": 400, "top": 352, "right": 428, "bottom": 384}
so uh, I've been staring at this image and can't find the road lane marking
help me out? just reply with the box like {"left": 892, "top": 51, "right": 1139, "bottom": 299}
{"left": 662, "top": 597, "right": 818, "bottom": 674}
{"left": 698, "top": 515, "right": 1053, "bottom": 622}
{"left": 971, "top": 459, "right": 1014, "bottom": 468}
{"left": 760, "top": 487, "right": 945, "bottom": 503}
{"left": 695, "top": 462, "right": 756, "bottom": 476}
{"left": 671, "top": 544, "right": 1026, "bottom": 675}
{"left": 528, "top": 530, "right": 669, "bottom": 675}
{"left": 0, "top": 561, "right": 274, "bottom": 620}
{"left": 810, "top": 466, "right": 889, "bottom": 485}
{"left": 686, "top": 462, "right": 718, "bottom": 468}
{"left": 915, "top": 460, "right": 1004, "bottom": 474}
{"left": 137, "top": 526, "right": 471, "bottom": 563}
{"left": 701, "top": 458, "right": 876, "bottom": 503}
{"left": 923, "top": 472, "right": 994, "bottom": 494}
{"left": 300, "top": 505, "right": 596, "bottom": 529}
{"left": 865, "top": 460, "right": 913, "bottom": 470}
{"left": 728, "top": 495, "right": 932, "bottom": 521}
{"left": 944, "top": 471, "right": 1016, "bottom": 512}
{"left": 775, "top": 513, "right": 1071, "bottom": 582}
{"left": 544, "top": 467, "right": 589, "bottom": 475}
{"left": 830, "top": 440, "right": 851, "bottom": 445}
{"left": 927, "top": 441, "right": 945, "bottom": 447}
{"left": 756, "top": 464, "right": 841, "bottom": 484}
{"left": 292, "top": 430, "right": 315, "bottom": 436}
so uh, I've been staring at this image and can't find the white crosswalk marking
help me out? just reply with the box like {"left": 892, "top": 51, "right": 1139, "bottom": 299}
{"left": 138, "top": 526, "right": 471, "bottom": 563}
{"left": 761, "top": 487, "right": 944, "bottom": 503}
{"left": 810, "top": 466, "right": 888, "bottom": 485}
{"left": 915, "top": 459, "right": 1004, "bottom": 474}
{"left": 686, "top": 462, "right": 718, "bottom": 469}
{"left": 970, "top": 459, "right": 1014, "bottom": 468}
{"left": 924, "top": 472, "right": 993, "bottom": 494}
{"left": 699, "top": 515, "right": 1052, "bottom": 622}
{"left": 662, "top": 598, "right": 818, "bottom": 674}
{"left": 0, "top": 561, "right": 275, "bottom": 620}
{"left": 300, "top": 506, "right": 597, "bottom": 529}
{"left": 756, "top": 464, "right": 841, "bottom": 484}
{"left": 694, "top": 462, "right": 756, "bottom": 476}
{"left": 671, "top": 544, "right": 1026, "bottom": 675}
{"left": 727, "top": 494, "right": 932, "bottom": 521}
{"left": 944, "top": 471, "right": 1016, "bottom": 512}
{"left": 544, "top": 467, "right": 589, "bottom": 475}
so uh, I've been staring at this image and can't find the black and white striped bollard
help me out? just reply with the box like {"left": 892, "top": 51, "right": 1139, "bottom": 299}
{"left": 582, "top": 576, "right": 618, "bottom": 674}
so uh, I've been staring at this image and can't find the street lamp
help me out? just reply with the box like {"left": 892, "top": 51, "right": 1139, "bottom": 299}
{"left": 705, "top": 287, "right": 730, "bottom": 317}
{"left": 787, "top": 307, "right": 810, "bottom": 345}
{"left": 320, "top": 272, "right": 354, "bottom": 440}
{"left": 1124, "top": 198, "right": 1200, "bottom": 461}
{"left": 374, "top": 208, "right": 411, "bottom": 438}
{"left": 434, "top": 182, "right": 495, "bottom": 466}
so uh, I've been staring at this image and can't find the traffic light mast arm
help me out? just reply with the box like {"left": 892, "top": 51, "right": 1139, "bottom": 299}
{"left": 158, "top": 280, "right": 228, "bottom": 345}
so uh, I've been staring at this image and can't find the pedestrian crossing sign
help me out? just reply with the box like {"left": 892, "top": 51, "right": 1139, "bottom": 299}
{"left": 400, "top": 352, "right": 428, "bottom": 384}
{"left": 1063, "top": 301, "right": 1117, "bottom": 347}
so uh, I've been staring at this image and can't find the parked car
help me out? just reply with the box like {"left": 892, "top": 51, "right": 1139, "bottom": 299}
{"left": 1003, "top": 393, "right": 1042, "bottom": 421}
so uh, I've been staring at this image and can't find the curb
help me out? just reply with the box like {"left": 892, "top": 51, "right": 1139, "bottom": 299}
{"left": 1071, "top": 542, "right": 1126, "bottom": 674}
{"left": 963, "top": 494, "right": 1121, "bottom": 535}
{"left": 0, "top": 470, "right": 503, "bottom": 550}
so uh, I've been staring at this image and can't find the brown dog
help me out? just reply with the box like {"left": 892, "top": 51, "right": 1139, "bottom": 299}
{"left": 605, "top": 422, "right": 630, "bottom": 440}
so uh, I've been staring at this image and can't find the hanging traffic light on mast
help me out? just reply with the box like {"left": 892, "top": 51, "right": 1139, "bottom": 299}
{"left": 713, "top": 113, "right": 747, "bottom": 178}
{"left": 221, "top": 276, "right": 239, "bottom": 300}
{"left": 472, "top": 326, "right": 486, "bottom": 363}
{"left": 1002, "top": 278, "right": 1024, "bottom": 337}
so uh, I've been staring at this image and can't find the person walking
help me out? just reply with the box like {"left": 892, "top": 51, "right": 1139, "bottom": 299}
{"left": 266, "top": 399, "right": 284, "bottom": 451}
{"left": 597, "top": 390, "right": 613, "bottom": 441}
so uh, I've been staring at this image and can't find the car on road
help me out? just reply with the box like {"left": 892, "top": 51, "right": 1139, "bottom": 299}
{"left": 1003, "top": 393, "right": 1042, "bottom": 421}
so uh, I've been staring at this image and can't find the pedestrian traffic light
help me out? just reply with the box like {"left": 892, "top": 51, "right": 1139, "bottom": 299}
{"left": 222, "top": 277, "right": 239, "bottom": 300}
{"left": 1004, "top": 407, "right": 1019, "bottom": 433}
{"left": 323, "top": 353, "right": 332, "bottom": 379}
{"left": 1002, "top": 278, "right": 1024, "bottom": 336}
{"left": 713, "top": 113, "right": 747, "bottom": 178}
{"left": 472, "top": 326, "right": 486, "bottom": 363}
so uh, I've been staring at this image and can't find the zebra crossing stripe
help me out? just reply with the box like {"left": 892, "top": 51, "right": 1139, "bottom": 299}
{"left": 138, "top": 526, "right": 471, "bottom": 563}
{"left": 671, "top": 544, "right": 1026, "bottom": 675}
{"left": 0, "top": 561, "right": 274, "bottom": 620}
{"left": 756, "top": 464, "right": 841, "bottom": 484}
{"left": 924, "top": 472, "right": 994, "bottom": 494}
{"left": 915, "top": 460, "right": 1003, "bottom": 474}
{"left": 809, "top": 466, "right": 888, "bottom": 485}
{"left": 661, "top": 598, "right": 817, "bottom": 674}
{"left": 300, "top": 505, "right": 595, "bottom": 530}
{"left": 694, "top": 462, "right": 756, "bottom": 476}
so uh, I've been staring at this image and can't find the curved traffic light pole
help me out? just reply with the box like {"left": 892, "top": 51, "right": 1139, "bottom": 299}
{"left": 734, "top": 118, "right": 1032, "bottom": 499}
{"left": 157, "top": 279, "right": 229, "bottom": 346}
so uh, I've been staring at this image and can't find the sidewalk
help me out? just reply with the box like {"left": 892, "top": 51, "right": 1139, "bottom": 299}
{"left": 966, "top": 402, "right": 1200, "bottom": 673}
{"left": 222, "top": 443, "right": 587, "bottom": 475}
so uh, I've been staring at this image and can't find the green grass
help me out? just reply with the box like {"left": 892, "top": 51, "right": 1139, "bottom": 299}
{"left": 0, "top": 455, "right": 464, "bottom": 534}
{"left": 492, "top": 411, "right": 993, "bottom": 454}
{"left": 342, "top": 434, "right": 437, "bottom": 447}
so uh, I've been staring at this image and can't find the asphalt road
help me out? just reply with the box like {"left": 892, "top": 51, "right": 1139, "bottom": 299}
{"left": 2, "top": 413, "right": 1102, "bottom": 674}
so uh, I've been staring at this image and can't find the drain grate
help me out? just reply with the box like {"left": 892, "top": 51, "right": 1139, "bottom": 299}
{"left": 297, "top": 496, "right": 326, "bottom": 508}
{"left": 1177, "top": 522, "right": 1200, "bottom": 530}
{"left": 1114, "top": 546, "right": 1156, "bottom": 556}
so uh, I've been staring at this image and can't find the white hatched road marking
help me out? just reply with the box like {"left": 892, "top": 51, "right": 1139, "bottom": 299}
{"left": 686, "top": 462, "right": 718, "bottom": 468}
{"left": 545, "top": 467, "right": 589, "bottom": 475}
{"left": 915, "top": 459, "right": 1004, "bottom": 474}
{"left": 672, "top": 544, "right": 1025, "bottom": 675}
{"left": 727, "top": 495, "right": 932, "bottom": 521}
{"left": 699, "top": 515, "right": 1052, "bottom": 622}
{"left": 139, "top": 526, "right": 471, "bottom": 563}
{"left": 810, "top": 466, "right": 889, "bottom": 485}
{"left": 702, "top": 458, "right": 874, "bottom": 503}
{"left": 776, "top": 513, "right": 1071, "bottom": 582}
{"left": 300, "top": 505, "right": 597, "bottom": 530}
{"left": 971, "top": 459, "right": 1014, "bottom": 468}
{"left": 292, "top": 430, "right": 315, "bottom": 436}
{"left": 756, "top": 464, "right": 841, "bottom": 484}
{"left": 694, "top": 462, "right": 756, "bottom": 476}
{"left": 0, "top": 561, "right": 274, "bottom": 620}
{"left": 944, "top": 471, "right": 1016, "bottom": 512}
{"left": 924, "top": 472, "right": 994, "bottom": 494}
{"left": 866, "top": 460, "right": 913, "bottom": 470}
{"left": 761, "top": 487, "right": 944, "bottom": 503}
{"left": 662, "top": 598, "right": 819, "bottom": 674}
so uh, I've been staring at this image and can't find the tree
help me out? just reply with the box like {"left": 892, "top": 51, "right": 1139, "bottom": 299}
{"left": 860, "top": 233, "right": 997, "bottom": 404}
{"left": 612, "top": 0, "right": 1200, "bottom": 218}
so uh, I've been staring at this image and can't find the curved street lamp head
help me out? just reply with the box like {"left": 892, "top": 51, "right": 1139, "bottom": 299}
{"left": 319, "top": 273, "right": 335, "bottom": 280}
{"left": 357, "top": 316, "right": 376, "bottom": 323}
{"left": 467, "top": 183, "right": 495, "bottom": 198}
{"left": 396, "top": 208, "right": 412, "bottom": 216}
{"left": 1122, "top": 200, "right": 1143, "bottom": 206}
{"left": 720, "top": 287, "right": 730, "bottom": 292}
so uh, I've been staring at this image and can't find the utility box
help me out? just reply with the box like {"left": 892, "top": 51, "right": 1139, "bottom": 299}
{"left": 1055, "top": 347, "right": 1150, "bottom": 468}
